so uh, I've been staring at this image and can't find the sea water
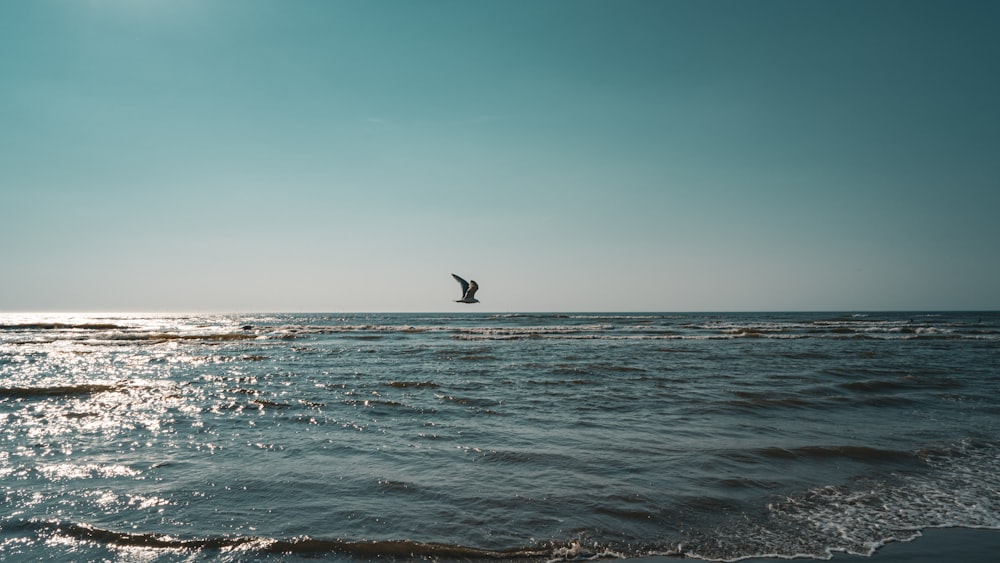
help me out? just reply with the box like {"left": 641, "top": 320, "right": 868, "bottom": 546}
{"left": 1, "top": 312, "right": 998, "bottom": 561}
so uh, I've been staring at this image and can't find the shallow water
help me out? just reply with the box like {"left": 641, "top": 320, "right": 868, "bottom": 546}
{"left": 1, "top": 312, "right": 998, "bottom": 561}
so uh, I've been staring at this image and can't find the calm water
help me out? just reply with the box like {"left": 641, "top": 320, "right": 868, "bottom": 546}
{"left": 1, "top": 312, "right": 998, "bottom": 562}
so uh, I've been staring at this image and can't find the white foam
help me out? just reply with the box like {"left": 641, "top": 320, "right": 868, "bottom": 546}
{"left": 764, "top": 441, "right": 1000, "bottom": 555}
{"left": 546, "top": 540, "right": 626, "bottom": 562}
{"left": 670, "top": 441, "right": 1000, "bottom": 561}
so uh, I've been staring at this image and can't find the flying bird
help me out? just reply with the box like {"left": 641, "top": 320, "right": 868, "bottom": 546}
{"left": 451, "top": 274, "right": 480, "bottom": 303}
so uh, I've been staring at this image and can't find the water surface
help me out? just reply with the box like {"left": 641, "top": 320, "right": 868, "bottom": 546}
{"left": 2, "top": 312, "right": 998, "bottom": 561}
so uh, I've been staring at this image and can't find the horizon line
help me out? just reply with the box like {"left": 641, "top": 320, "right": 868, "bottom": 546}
{"left": 2, "top": 309, "right": 998, "bottom": 315}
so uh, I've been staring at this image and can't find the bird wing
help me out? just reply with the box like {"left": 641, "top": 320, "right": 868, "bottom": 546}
{"left": 466, "top": 280, "right": 479, "bottom": 300}
{"left": 451, "top": 274, "right": 470, "bottom": 297}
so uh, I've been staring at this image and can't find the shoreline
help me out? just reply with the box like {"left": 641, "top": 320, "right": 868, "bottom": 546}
{"left": 835, "top": 528, "right": 1000, "bottom": 562}
{"left": 623, "top": 527, "right": 1000, "bottom": 562}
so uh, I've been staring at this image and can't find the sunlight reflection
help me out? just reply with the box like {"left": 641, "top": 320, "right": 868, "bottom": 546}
{"left": 35, "top": 462, "right": 141, "bottom": 481}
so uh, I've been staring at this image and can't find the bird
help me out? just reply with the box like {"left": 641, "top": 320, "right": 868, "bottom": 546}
{"left": 451, "top": 274, "right": 480, "bottom": 303}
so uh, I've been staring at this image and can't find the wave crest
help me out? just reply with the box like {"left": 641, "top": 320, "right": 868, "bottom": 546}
{"left": 29, "top": 521, "right": 554, "bottom": 559}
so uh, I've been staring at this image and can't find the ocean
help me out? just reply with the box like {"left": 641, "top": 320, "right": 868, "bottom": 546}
{"left": 1, "top": 312, "right": 998, "bottom": 562}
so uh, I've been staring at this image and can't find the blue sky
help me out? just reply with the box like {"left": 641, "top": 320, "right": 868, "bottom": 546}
{"left": 2, "top": 0, "right": 998, "bottom": 312}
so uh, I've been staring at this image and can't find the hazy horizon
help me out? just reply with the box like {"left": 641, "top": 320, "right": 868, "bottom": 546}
{"left": 2, "top": 309, "right": 997, "bottom": 316}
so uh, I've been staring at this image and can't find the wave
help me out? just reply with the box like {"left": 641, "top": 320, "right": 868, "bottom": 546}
{"left": 0, "top": 384, "right": 121, "bottom": 399}
{"left": 690, "top": 440, "right": 1000, "bottom": 561}
{"left": 21, "top": 521, "right": 553, "bottom": 560}
{"left": 7, "top": 441, "right": 1000, "bottom": 562}
{"left": 838, "top": 376, "right": 963, "bottom": 392}
{"left": 385, "top": 380, "right": 439, "bottom": 389}
{"left": 741, "top": 445, "right": 918, "bottom": 464}
{"left": 757, "top": 448, "right": 1000, "bottom": 555}
{"left": 5, "top": 317, "right": 996, "bottom": 344}
{"left": 721, "top": 395, "right": 815, "bottom": 410}
{"left": 0, "top": 323, "right": 128, "bottom": 331}
{"left": 104, "top": 332, "right": 259, "bottom": 343}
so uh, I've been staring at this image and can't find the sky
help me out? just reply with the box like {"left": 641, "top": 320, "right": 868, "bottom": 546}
{"left": 1, "top": 0, "right": 998, "bottom": 313}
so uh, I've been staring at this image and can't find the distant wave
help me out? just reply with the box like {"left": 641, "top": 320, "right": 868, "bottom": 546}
{"left": 110, "top": 332, "right": 259, "bottom": 343}
{"left": 0, "top": 323, "right": 127, "bottom": 331}
{"left": 3, "top": 315, "right": 997, "bottom": 343}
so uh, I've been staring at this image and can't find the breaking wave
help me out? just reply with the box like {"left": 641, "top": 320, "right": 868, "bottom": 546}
{"left": 14, "top": 520, "right": 557, "bottom": 560}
